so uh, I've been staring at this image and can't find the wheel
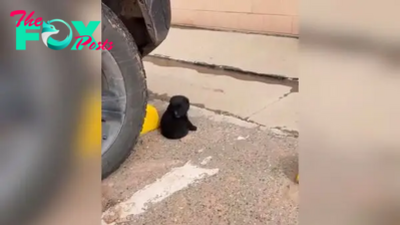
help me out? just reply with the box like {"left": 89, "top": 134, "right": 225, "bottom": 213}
{"left": 101, "top": 3, "right": 148, "bottom": 179}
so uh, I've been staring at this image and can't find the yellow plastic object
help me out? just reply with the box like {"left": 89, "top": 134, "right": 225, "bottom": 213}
{"left": 76, "top": 92, "right": 158, "bottom": 157}
{"left": 296, "top": 174, "right": 299, "bottom": 183}
{"left": 76, "top": 89, "right": 102, "bottom": 157}
{"left": 140, "top": 104, "right": 160, "bottom": 135}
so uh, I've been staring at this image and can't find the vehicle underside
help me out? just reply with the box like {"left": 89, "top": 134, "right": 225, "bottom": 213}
{"left": 102, "top": 0, "right": 171, "bottom": 57}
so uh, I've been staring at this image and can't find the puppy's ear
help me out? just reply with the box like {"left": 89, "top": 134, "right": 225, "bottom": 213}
{"left": 166, "top": 103, "right": 175, "bottom": 111}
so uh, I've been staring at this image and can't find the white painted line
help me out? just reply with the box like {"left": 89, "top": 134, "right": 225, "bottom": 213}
{"left": 102, "top": 157, "right": 219, "bottom": 224}
{"left": 237, "top": 135, "right": 249, "bottom": 140}
{"left": 200, "top": 156, "right": 212, "bottom": 165}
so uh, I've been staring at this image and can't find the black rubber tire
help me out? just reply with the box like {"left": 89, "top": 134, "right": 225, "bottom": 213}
{"left": 102, "top": 3, "right": 148, "bottom": 179}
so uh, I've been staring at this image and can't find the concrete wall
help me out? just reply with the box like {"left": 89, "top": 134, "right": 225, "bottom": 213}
{"left": 171, "top": 0, "right": 298, "bottom": 36}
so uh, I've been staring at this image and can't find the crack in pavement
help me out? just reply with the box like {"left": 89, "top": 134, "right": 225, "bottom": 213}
{"left": 245, "top": 90, "right": 294, "bottom": 120}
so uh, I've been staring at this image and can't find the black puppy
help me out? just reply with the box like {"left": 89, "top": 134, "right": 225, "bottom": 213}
{"left": 160, "top": 95, "right": 197, "bottom": 139}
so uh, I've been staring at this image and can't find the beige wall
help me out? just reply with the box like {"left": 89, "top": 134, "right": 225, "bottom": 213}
{"left": 171, "top": 0, "right": 298, "bottom": 36}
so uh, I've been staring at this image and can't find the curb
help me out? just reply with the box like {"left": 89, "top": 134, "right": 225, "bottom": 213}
{"left": 170, "top": 25, "right": 299, "bottom": 39}
{"left": 146, "top": 54, "right": 299, "bottom": 81}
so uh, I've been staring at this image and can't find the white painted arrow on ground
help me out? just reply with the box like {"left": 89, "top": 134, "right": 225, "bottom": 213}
{"left": 102, "top": 157, "right": 219, "bottom": 224}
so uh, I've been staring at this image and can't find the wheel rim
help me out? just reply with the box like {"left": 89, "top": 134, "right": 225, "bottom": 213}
{"left": 101, "top": 50, "right": 126, "bottom": 155}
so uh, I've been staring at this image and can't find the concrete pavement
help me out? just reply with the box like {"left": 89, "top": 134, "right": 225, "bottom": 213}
{"left": 143, "top": 57, "right": 298, "bottom": 133}
{"left": 102, "top": 100, "right": 299, "bottom": 225}
{"left": 145, "top": 27, "right": 298, "bottom": 133}
{"left": 150, "top": 27, "right": 298, "bottom": 79}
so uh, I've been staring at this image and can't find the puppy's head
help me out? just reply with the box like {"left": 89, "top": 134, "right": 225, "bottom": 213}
{"left": 168, "top": 95, "right": 190, "bottom": 118}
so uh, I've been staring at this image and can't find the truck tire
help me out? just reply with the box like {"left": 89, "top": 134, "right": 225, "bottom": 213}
{"left": 102, "top": 3, "right": 148, "bottom": 179}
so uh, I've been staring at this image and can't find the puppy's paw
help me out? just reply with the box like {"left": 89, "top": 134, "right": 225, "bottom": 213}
{"left": 189, "top": 125, "right": 197, "bottom": 131}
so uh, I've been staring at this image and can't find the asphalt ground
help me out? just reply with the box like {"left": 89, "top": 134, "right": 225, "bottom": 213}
{"left": 102, "top": 99, "right": 299, "bottom": 225}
